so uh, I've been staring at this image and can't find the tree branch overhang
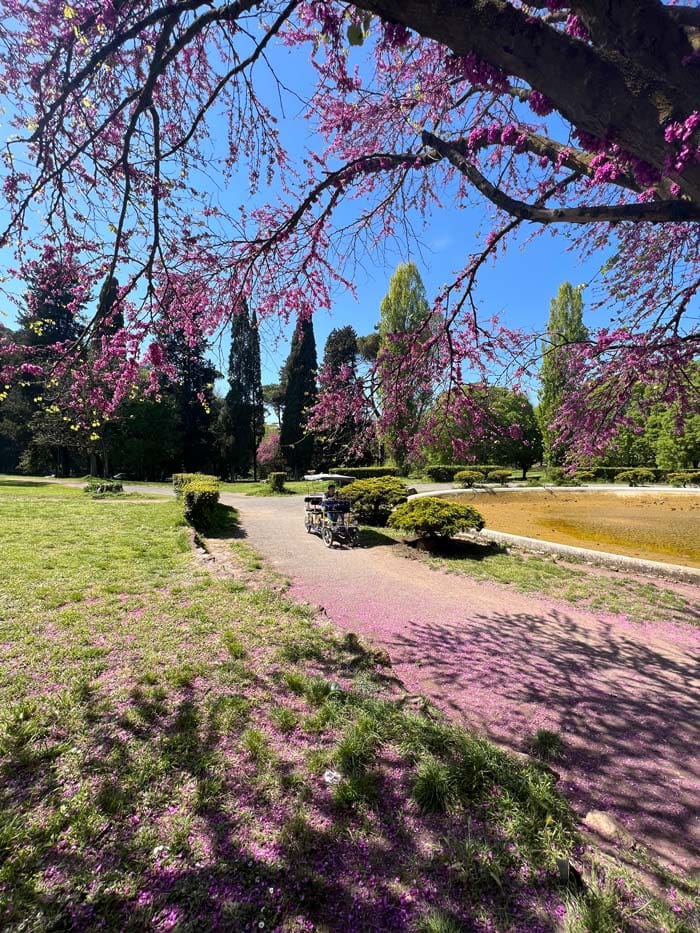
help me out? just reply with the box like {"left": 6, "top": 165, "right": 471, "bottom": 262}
{"left": 422, "top": 130, "right": 700, "bottom": 224}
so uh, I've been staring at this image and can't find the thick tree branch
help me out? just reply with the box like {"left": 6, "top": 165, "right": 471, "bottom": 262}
{"left": 356, "top": 0, "right": 700, "bottom": 201}
{"left": 423, "top": 130, "right": 700, "bottom": 223}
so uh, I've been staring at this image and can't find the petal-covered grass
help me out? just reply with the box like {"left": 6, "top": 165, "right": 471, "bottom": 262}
{"left": 0, "top": 484, "right": 696, "bottom": 931}
{"left": 369, "top": 527, "right": 699, "bottom": 628}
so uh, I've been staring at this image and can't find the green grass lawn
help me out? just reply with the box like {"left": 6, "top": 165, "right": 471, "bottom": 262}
{"left": 0, "top": 483, "right": 695, "bottom": 931}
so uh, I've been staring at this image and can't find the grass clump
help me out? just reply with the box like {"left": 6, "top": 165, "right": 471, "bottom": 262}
{"left": 412, "top": 755, "right": 454, "bottom": 813}
{"left": 528, "top": 728, "right": 565, "bottom": 762}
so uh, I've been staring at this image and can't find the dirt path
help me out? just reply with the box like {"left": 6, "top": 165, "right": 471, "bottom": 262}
{"left": 224, "top": 492, "right": 700, "bottom": 876}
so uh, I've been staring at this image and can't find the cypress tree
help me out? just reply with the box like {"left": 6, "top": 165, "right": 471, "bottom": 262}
{"left": 280, "top": 318, "right": 317, "bottom": 477}
{"left": 538, "top": 282, "right": 589, "bottom": 467}
{"left": 222, "top": 300, "right": 265, "bottom": 479}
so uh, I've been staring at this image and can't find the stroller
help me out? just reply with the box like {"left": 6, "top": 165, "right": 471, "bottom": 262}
{"left": 304, "top": 495, "right": 360, "bottom": 548}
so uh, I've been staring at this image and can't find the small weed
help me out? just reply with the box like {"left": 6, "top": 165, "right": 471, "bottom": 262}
{"left": 270, "top": 706, "right": 298, "bottom": 733}
{"left": 304, "top": 676, "right": 333, "bottom": 706}
{"left": 241, "top": 727, "right": 272, "bottom": 763}
{"left": 412, "top": 756, "right": 453, "bottom": 813}
{"left": 331, "top": 772, "right": 380, "bottom": 809}
{"left": 222, "top": 629, "right": 247, "bottom": 659}
{"left": 336, "top": 716, "right": 381, "bottom": 775}
{"left": 415, "top": 909, "right": 464, "bottom": 933}
{"left": 284, "top": 671, "right": 308, "bottom": 695}
{"left": 528, "top": 728, "right": 564, "bottom": 762}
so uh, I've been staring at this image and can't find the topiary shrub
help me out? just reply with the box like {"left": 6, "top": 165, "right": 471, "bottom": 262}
{"left": 344, "top": 476, "right": 409, "bottom": 526}
{"left": 615, "top": 468, "right": 655, "bottom": 486}
{"left": 182, "top": 478, "right": 220, "bottom": 528}
{"left": 388, "top": 497, "right": 484, "bottom": 540}
{"left": 486, "top": 469, "right": 512, "bottom": 486}
{"left": 268, "top": 471, "right": 287, "bottom": 492}
{"left": 573, "top": 470, "right": 596, "bottom": 484}
{"left": 688, "top": 471, "right": 700, "bottom": 486}
{"left": 453, "top": 469, "right": 484, "bottom": 488}
{"left": 668, "top": 472, "right": 688, "bottom": 487}
{"left": 173, "top": 472, "right": 218, "bottom": 498}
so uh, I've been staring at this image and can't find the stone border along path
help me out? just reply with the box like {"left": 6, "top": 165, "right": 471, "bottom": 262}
{"left": 223, "top": 491, "right": 700, "bottom": 878}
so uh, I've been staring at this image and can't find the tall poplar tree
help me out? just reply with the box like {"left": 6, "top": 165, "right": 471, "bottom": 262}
{"left": 538, "top": 283, "right": 589, "bottom": 467}
{"left": 221, "top": 301, "right": 265, "bottom": 479}
{"left": 280, "top": 318, "right": 317, "bottom": 477}
{"left": 378, "top": 261, "right": 433, "bottom": 473}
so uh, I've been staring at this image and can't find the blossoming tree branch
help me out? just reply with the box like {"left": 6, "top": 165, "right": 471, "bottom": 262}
{"left": 0, "top": 0, "right": 698, "bottom": 459}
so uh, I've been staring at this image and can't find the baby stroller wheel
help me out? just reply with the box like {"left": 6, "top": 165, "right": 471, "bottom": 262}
{"left": 322, "top": 526, "right": 334, "bottom": 548}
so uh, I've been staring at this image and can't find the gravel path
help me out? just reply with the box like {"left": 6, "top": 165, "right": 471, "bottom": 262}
{"left": 225, "top": 492, "right": 700, "bottom": 876}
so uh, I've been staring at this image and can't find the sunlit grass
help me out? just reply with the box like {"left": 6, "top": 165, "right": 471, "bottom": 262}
{"left": 0, "top": 483, "right": 696, "bottom": 931}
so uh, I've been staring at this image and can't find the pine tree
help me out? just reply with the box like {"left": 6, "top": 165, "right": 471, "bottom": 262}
{"left": 538, "top": 283, "right": 589, "bottom": 467}
{"left": 222, "top": 301, "right": 265, "bottom": 479}
{"left": 280, "top": 318, "right": 317, "bottom": 477}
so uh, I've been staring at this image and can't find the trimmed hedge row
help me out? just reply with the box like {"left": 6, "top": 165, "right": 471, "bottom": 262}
{"left": 173, "top": 472, "right": 219, "bottom": 498}
{"left": 425, "top": 464, "right": 503, "bottom": 482}
{"left": 182, "top": 477, "right": 220, "bottom": 528}
{"left": 668, "top": 471, "right": 700, "bottom": 487}
{"left": 331, "top": 466, "right": 399, "bottom": 478}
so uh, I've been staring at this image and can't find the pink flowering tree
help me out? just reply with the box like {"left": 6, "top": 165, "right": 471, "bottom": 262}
{"left": 0, "top": 1, "right": 698, "bottom": 459}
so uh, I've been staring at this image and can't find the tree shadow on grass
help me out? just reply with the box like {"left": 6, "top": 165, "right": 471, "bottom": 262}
{"left": 0, "top": 666, "right": 574, "bottom": 932}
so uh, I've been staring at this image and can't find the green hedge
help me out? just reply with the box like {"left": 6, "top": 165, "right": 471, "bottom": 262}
{"left": 668, "top": 471, "right": 700, "bottom": 487}
{"left": 84, "top": 479, "right": 123, "bottom": 496}
{"left": 331, "top": 466, "right": 398, "bottom": 478}
{"left": 173, "top": 472, "right": 219, "bottom": 498}
{"left": 268, "top": 472, "right": 287, "bottom": 492}
{"left": 425, "top": 464, "right": 501, "bottom": 482}
{"left": 615, "top": 468, "right": 656, "bottom": 487}
{"left": 344, "top": 476, "right": 409, "bottom": 526}
{"left": 486, "top": 469, "right": 512, "bottom": 485}
{"left": 389, "top": 497, "right": 485, "bottom": 539}
{"left": 182, "top": 478, "right": 220, "bottom": 528}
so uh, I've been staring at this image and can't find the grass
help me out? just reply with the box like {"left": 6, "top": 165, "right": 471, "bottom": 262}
{"left": 0, "top": 482, "right": 697, "bottom": 931}
{"left": 374, "top": 527, "right": 698, "bottom": 626}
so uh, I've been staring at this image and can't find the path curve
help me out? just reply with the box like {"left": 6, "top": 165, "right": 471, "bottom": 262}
{"left": 224, "top": 492, "right": 700, "bottom": 876}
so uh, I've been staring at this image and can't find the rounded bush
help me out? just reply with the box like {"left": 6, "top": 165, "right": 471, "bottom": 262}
{"left": 344, "top": 476, "right": 409, "bottom": 526}
{"left": 486, "top": 469, "right": 512, "bottom": 486}
{"left": 615, "top": 468, "right": 655, "bottom": 486}
{"left": 453, "top": 469, "right": 484, "bottom": 488}
{"left": 388, "top": 496, "right": 484, "bottom": 539}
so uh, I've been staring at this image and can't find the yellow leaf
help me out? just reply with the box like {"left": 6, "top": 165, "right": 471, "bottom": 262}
{"left": 63, "top": 4, "right": 76, "bottom": 19}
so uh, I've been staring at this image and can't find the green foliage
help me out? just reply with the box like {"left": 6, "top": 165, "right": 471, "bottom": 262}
{"left": 268, "top": 471, "right": 287, "bottom": 492}
{"left": 388, "top": 497, "right": 484, "bottom": 539}
{"left": 335, "top": 716, "right": 381, "bottom": 776}
{"left": 453, "top": 469, "right": 484, "bottom": 488}
{"left": 539, "top": 282, "right": 589, "bottom": 467}
{"left": 668, "top": 471, "right": 700, "bottom": 487}
{"left": 528, "top": 728, "right": 564, "bottom": 762}
{"left": 412, "top": 756, "right": 453, "bottom": 813}
{"left": 615, "top": 468, "right": 655, "bottom": 486}
{"left": 173, "top": 472, "right": 218, "bottom": 498}
{"left": 486, "top": 469, "right": 512, "bottom": 485}
{"left": 280, "top": 319, "right": 318, "bottom": 476}
{"left": 83, "top": 479, "right": 123, "bottom": 497}
{"left": 573, "top": 470, "right": 596, "bottom": 484}
{"left": 182, "top": 478, "right": 220, "bottom": 528}
{"left": 220, "top": 300, "right": 264, "bottom": 479}
{"left": 331, "top": 465, "right": 398, "bottom": 478}
{"left": 378, "top": 262, "right": 434, "bottom": 472}
{"left": 546, "top": 466, "right": 580, "bottom": 486}
{"left": 425, "top": 463, "right": 500, "bottom": 482}
{"left": 344, "top": 476, "right": 409, "bottom": 526}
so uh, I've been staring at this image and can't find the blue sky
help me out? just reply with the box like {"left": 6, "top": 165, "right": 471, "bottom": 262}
{"left": 1, "top": 20, "right": 608, "bottom": 393}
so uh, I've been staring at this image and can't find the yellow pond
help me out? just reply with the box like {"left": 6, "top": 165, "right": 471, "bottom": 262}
{"left": 448, "top": 489, "right": 700, "bottom": 568}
